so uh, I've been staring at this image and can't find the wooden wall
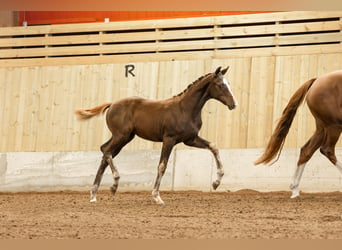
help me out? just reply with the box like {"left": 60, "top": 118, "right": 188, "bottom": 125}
{"left": 1, "top": 11, "right": 341, "bottom": 67}
{"left": 1, "top": 54, "right": 342, "bottom": 152}
{"left": 1, "top": 11, "right": 342, "bottom": 152}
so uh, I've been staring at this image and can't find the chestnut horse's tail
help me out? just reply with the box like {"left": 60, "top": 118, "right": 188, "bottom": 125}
{"left": 254, "top": 78, "right": 317, "bottom": 165}
{"left": 74, "top": 102, "right": 112, "bottom": 120}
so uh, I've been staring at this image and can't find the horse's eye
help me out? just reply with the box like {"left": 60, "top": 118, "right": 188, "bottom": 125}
{"left": 219, "top": 83, "right": 225, "bottom": 89}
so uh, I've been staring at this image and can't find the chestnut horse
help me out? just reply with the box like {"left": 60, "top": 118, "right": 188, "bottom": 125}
{"left": 255, "top": 70, "right": 342, "bottom": 198}
{"left": 75, "top": 66, "right": 237, "bottom": 204}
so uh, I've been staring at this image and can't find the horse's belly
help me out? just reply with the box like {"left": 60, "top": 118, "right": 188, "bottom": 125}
{"left": 134, "top": 126, "right": 163, "bottom": 142}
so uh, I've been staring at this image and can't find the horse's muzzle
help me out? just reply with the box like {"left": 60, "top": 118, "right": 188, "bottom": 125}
{"left": 228, "top": 104, "right": 237, "bottom": 110}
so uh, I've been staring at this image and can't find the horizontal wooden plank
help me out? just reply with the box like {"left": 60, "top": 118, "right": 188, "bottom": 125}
{"left": 2, "top": 31, "right": 341, "bottom": 59}
{"left": 214, "top": 11, "right": 342, "bottom": 26}
{"left": 217, "top": 20, "right": 342, "bottom": 37}
{"left": 0, "top": 40, "right": 212, "bottom": 58}
{"left": 277, "top": 32, "right": 342, "bottom": 45}
{"left": 0, "top": 28, "right": 216, "bottom": 47}
{"left": 2, "top": 19, "right": 341, "bottom": 48}
{"left": 1, "top": 44, "right": 341, "bottom": 68}
{"left": 0, "top": 21, "right": 342, "bottom": 47}
{"left": 1, "top": 11, "right": 341, "bottom": 37}
{"left": 216, "top": 32, "right": 342, "bottom": 48}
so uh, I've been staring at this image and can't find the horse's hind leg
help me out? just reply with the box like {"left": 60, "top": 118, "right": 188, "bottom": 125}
{"left": 290, "top": 127, "right": 324, "bottom": 198}
{"left": 319, "top": 127, "right": 342, "bottom": 174}
{"left": 107, "top": 133, "right": 134, "bottom": 195}
{"left": 90, "top": 134, "right": 133, "bottom": 202}
{"left": 90, "top": 139, "right": 111, "bottom": 202}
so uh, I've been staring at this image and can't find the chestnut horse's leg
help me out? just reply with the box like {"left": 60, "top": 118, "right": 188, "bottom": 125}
{"left": 90, "top": 138, "right": 112, "bottom": 202}
{"left": 152, "top": 138, "right": 175, "bottom": 205}
{"left": 319, "top": 127, "right": 342, "bottom": 174}
{"left": 290, "top": 127, "right": 324, "bottom": 198}
{"left": 106, "top": 152, "right": 120, "bottom": 195}
{"left": 209, "top": 142, "right": 224, "bottom": 190}
{"left": 90, "top": 134, "right": 134, "bottom": 202}
{"left": 90, "top": 152, "right": 120, "bottom": 203}
{"left": 90, "top": 156, "right": 108, "bottom": 202}
{"left": 184, "top": 136, "right": 224, "bottom": 190}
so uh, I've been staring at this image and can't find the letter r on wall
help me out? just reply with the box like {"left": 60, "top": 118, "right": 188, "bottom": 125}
{"left": 125, "top": 64, "right": 135, "bottom": 77}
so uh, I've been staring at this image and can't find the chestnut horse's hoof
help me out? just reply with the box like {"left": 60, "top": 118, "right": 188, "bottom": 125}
{"left": 152, "top": 190, "right": 165, "bottom": 205}
{"left": 90, "top": 189, "right": 97, "bottom": 202}
{"left": 290, "top": 190, "right": 300, "bottom": 199}
{"left": 212, "top": 180, "right": 220, "bottom": 190}
{"left": 110, "top": 185, "right": 118, "bottom": 195}
{"left": 152, "top": 196, "right": 165, "bottom": 205}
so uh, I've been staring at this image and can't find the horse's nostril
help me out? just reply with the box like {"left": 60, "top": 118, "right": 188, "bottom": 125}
{"left": 228, "top": 104, "right": 237, "bottom": 110}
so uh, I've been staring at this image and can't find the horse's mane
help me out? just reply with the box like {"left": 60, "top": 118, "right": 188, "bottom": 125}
{"left": 173, "top": 72, "right": 212, "bottom": 98}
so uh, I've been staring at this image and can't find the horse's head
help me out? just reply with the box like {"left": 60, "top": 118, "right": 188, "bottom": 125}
{"left": 208, "top": 66, "right": 238, "bottom": 110}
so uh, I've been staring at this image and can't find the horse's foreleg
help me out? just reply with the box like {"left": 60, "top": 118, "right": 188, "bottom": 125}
{"left": 90, "top": 157, "right": 108, "bottom": 202}
{"left": 152, "top": 161, "right": 167, "bottom": 205}
{"left": 152, "top": 139, "right": 175, "bottom": 205}
{"left": 184, "top": 136, "right": 224, "bottom": 190}
{"left": 208, "top": 142, "right": 224, "bottom": 190}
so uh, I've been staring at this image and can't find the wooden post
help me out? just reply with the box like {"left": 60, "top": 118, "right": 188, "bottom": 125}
{"left": 155, "top": 28, "right": 161, "bottom": 53}
{"left": 275, "top": 21, "right": 280, "bottom": 47}
{"left": 213, "top": 25, "right": 220, "bottom": 52}
{"left": 0, "top": 11, "right": 18, "bottom": 27}
{"left": 45, "top": 33, "right": 50, "bottom": 58}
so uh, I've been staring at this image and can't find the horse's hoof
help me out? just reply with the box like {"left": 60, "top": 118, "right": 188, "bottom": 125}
{"left": 290, "top": 190, "right": 300, "bottom": 199}
{"left": 90, "top": 189, "right": 97, "bottom": 202}
{"left": 290, "top": 193, "right": 300, "bottom": 199}
{"left": 153, "top": 197, "right": 165, "bottom": 205}
{"left": 110, "top": 185, "right": 118, "bottom": 195}
{"left": 152, "top": 190, "right": 165, "bottom": 205}
{"left": 212, "top": 181, "right": 220, "bottom": 190}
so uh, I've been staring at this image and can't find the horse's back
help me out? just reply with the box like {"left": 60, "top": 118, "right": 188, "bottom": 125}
{"left": 105, "top": 96, "right": 174, "bottom": 141}
{"left": 307, "top": 70, "right": 342, "bottom": 126}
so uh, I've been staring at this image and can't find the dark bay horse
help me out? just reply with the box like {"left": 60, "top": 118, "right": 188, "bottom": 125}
{"left": 255, "top": 70, "right": 342, "bottom": 198}
{"left": 75, "top": 66, "right": 237, "bottom": 204}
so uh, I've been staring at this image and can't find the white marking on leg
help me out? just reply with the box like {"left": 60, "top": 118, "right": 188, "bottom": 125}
{"left": 335, "top": 161, "right": 342, "bottom": 174}
{"left": 290, "top": 163, "right": 306, "bottom": 198}
{"left": 112, "top": 171, "right": 120, "bottom": 185}
{"left": 90, "top": 184, "right": 98, "bottom": 203}
{"left": 217, "top": 168, "right": 224, "bottom": 181}
{"left": 209, "top": 142, "right": 224, "bottom": 190}
{"left": 152, "top": 189, "right": 165, "bottom": 205}
{"left": 152, "top": 162, "right": 166, "bottom": 205}
{"left": 107, "top": 155, "right": 120, "bottom": 193}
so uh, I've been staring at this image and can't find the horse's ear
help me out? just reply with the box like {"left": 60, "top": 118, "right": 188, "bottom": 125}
{"left": 221, "top": 66, "right": 230, "bottom": 75}
{"left": 215, "top": 67, "right": 222, "bottom": 75}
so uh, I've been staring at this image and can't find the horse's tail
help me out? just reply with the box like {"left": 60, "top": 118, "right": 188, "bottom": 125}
{"left": 74, "top": 102, "right": 112, "bottom": 120}
{"left": 254, "top": 78, "right": 317, "bottom": 165}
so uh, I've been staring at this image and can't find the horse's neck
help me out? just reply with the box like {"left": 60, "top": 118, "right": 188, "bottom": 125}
{"left": 179, "top": 79, "right": 210, "bottom": 116}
